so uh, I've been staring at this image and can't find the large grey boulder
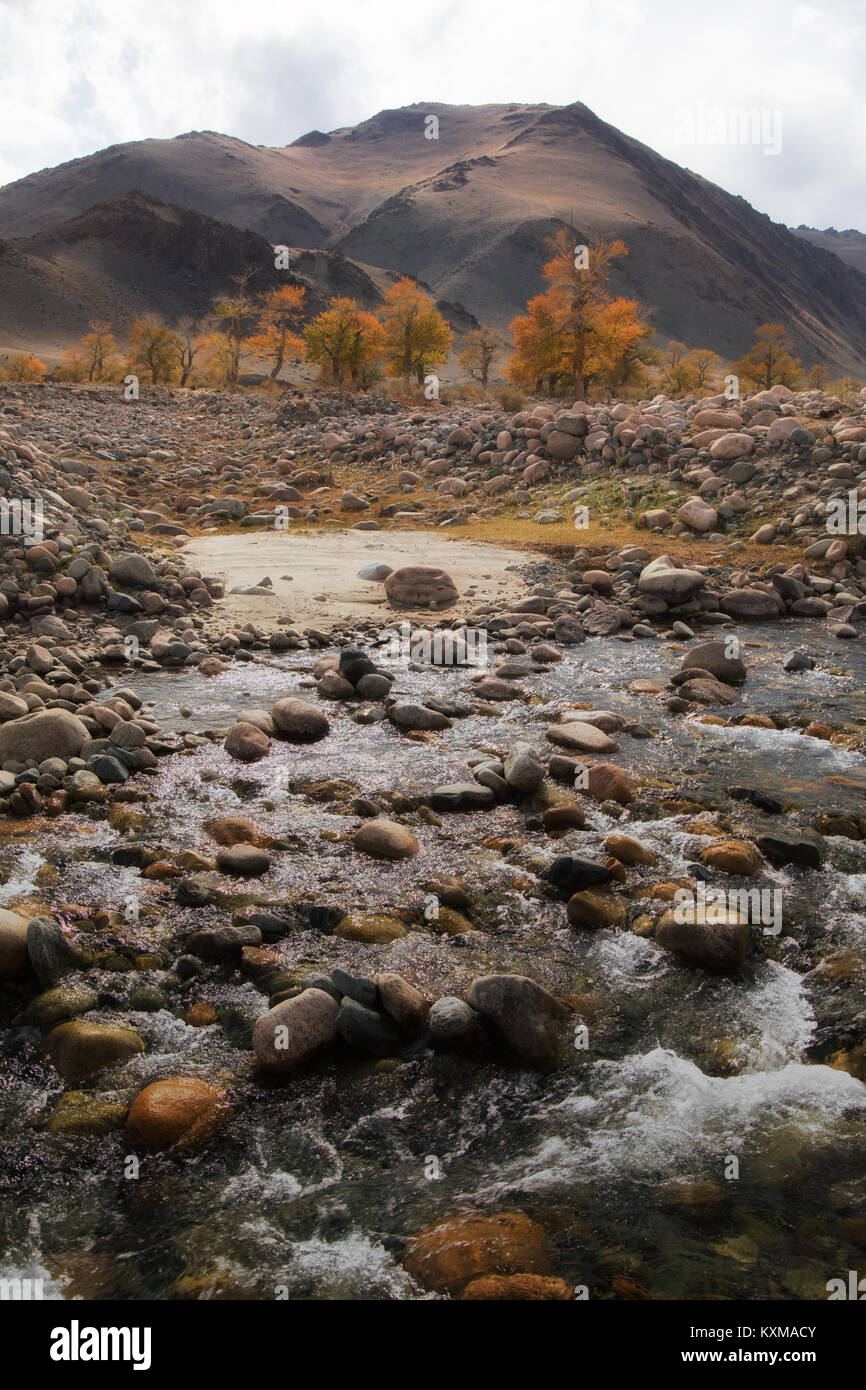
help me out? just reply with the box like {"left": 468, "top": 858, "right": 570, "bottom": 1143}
{"left": 0, "top": 710, "right": 90, "bottom": 764}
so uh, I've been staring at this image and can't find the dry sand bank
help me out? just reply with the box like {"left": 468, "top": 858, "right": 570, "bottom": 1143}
{"left": 181, "top": 528, "right": 530, "bottom": 628}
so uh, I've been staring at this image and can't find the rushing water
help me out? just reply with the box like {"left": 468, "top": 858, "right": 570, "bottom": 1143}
{"left": 1, "top": 620, "right": 865, "bottom": 1299}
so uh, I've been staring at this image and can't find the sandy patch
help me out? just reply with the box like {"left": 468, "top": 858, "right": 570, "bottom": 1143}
{"left": 181, "top": 528, "right": 530, "bottom": 629}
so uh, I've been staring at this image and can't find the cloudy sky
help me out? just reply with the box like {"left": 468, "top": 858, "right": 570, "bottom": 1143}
{"left": 1, "top": 0, "right": 864, "bottom": 230}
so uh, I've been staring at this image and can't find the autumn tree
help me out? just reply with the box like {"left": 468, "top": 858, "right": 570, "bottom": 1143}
{"left": 507, "top": 230, "right": 651, "bottom": 398}
{"left": 539, "top": 229, "right": 631, "bottom": 397}
{"left": 686, "top": 348, "right": 720, "bottom": 390}
{"left": 174, "top": 318, "right": 201, "bottom": 387}
{"left": 127, "top": 316, "right": 182, "bottom": 385}
{"left": 200, "top": 296, "right": 255, "bottom": 390}
{"left": 506, "top": 293, "right": 563, "bottom": 395}
{"left": 305, "top": 297, "right": 384, "bottom": 389}
{"left": 733, "top": 323, "right": 803, "bottom": 391}
{"left": 62, "top": 321, "right": 121, "bottom": 382}
{"left": 0, "top": 353, "right": 47, "bottom": 382}
{"left": 248, "top": 285, "right": 307, "bottom": 380}
{"left": 379, "top": 277, "right": 452, "bottom": 387}
{"left": 830, "top": 375, "right": 864, "bottom": 404}
{"left": 458, "top": 326, "right": 506, "bottom": 390}
{"left": 661, "top": 340, "right": 694, "bottom": 394}
{"left": 597, "top": 309, "right": 656, "bottom": 396}
{"left": 808, "top": 363, "right": 829, "bottom": 390}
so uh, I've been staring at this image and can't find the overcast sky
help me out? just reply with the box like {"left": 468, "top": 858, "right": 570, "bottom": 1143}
{"left": 1, "top": 0, "right": 864, "bottom": 230}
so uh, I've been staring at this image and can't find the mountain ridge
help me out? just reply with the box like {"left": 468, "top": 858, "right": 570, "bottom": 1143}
{"left": 1, "top": 101, "right": 865, "bottom": 373}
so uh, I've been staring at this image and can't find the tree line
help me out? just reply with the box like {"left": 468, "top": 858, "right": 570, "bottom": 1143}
{"left": 0, "top": 233, "right": 860, "bottom": 400}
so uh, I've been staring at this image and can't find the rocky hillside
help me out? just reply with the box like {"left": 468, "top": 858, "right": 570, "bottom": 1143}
{"left": 1, "top": 103, "right": 866, "bottom": 372}
{"left": 792, "top": 225, "right": 866, "bottom": 276}
{"left": 0, "top": 192, "right": 473, "bottom": 360}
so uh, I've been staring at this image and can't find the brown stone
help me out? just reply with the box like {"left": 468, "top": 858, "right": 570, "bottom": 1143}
{"left": 125, "top": 1077, "right": 233, "bottom": 1152}
{"left": 405, "top": 1211, "right": 550, "bottom": 1295}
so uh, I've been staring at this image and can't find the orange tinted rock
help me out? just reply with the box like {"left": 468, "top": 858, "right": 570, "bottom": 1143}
{"left": 0, "top": 909, "right": 32, "bottom": 980}
{"left": 701, "top": 839, "right": 763, "bottom": 875}
{"left": 604, "top": 834, "right": 655, "bottom": 866}
{"left": 125, "top": 1077, "right": 233, "bottom": 1152}
{"left": 405, "top": 1211, "right": 550, "bottom": 1295}
{"left": 585, "top": 763, "right": 634, "bottom": 805}
{"left": 204, "top": 817, "right": 258, "bottom": 846}
{"left": 184, "top": 1002, "right": 218, "bottom": 1026}
{"left": 460, "top": 1273, "right": 572, "bottom": 1300}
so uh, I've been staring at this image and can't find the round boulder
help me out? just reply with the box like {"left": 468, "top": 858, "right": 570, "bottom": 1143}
{"left": 352, "top": 819, "right": 420, "bottom": 861}
{"left": 384, "top": 566, "right": 459, "bottom": 610}
{"left": 272, "top": 698, "right": 330, "bottom": 742}
{"left": 125, "top": 1077, "right": 233, "bottom": 1152}
{"left": 0, "top": 709, "right": 90, "bottom": 764}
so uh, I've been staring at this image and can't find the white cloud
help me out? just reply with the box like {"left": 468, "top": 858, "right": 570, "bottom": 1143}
{"left": 0, "top": 0, "right": 863, "bottom": 228}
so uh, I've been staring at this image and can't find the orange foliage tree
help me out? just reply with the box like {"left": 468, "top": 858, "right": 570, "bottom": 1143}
{"left": 248, "top": 285, "right": 307, "bottom": 380}
{"left": 56, "top": 320, "right": 122, "bottom": 382}
{"left": 304, "top": 297, "right": 384, "bottom": 389}
{"left": 0, "top": 353, "right": 47, "bottom": 382}
{"left": 127, "top": 316, "right": 182, "bottom": 385}
{"left": 379, "top": 277, "right": 452, "bottom": 387}
{"left": 507, "top": 230, "right": 651, "bottom": 397}
{"left": 732, "top": 323, "right": 803, "bottom": 391}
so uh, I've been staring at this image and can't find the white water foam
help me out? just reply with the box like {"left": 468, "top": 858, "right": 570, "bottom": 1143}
{"left": 474, "top": 1047, "right": 866, "bottom": 1195}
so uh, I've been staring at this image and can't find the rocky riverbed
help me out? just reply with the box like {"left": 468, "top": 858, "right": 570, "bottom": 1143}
{"left": 0, "top": 380, "right": 864, "bottom": 1301}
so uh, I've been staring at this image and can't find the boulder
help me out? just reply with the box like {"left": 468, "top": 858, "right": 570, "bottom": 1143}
{"left": 375, "top": 973, "right": 430, "bottom": 1035}
{"left": 656, "top": 912, "right": 750, "bottom": 972}
{"left": 503, "top": 743, "right": 545, "bottom": 793}
{"left": 566, "top": 890, "right": 627, "bottom": 929}
{"left": 546, "top": 721, "right": 618, "bottom": 754}
{"left": 681, "top": 640, "right": 747, "bottom": 685}
{"left": 677, "top": 497, "right": 718, "bottom": 532}
{"left": 272, "top": 698, "right": 330, "bottom": 741}
{"left": 108, "top": 554, "right": 158, "bottom": 587}
{"left": 584, "top": 763, "right": 635, "bottom": 805}
{"left": 709, "top": 432, "right": 754, "bottom": 461}
{"left": 252, "top": 988, "right": 339, "bottom": 1070}
{"left": 405, "top": 1211, "right": 550, "bottom": 1295}
{"left": 45, "top": 1020, "right": 145, "bottom": 1082}
{"left": 216, "top": 845, "right": 272, "bottom": 877}
{"left": 352, "top": 819, "right": 420, "bottom": 860}
{"left": 26, "top": 916, "right": 87, "bottom": 988}
{"left": 0, "top": 908, "right": 32, "bottom": 980}
{"left": 384, "top": 566, "right": 458, "bottom": 610}
{"left": 637, "top": 556, "right": 706, "bottom": 604}
{"left": 428, "top": 996, "right": 483, "bottom": 1051}
{"left": 720, "top": 589, "right": 782, "bottom": 621}
{"left": 125, "top": 1078, "right": 233, "bottom": 1152}
{"left": 0, "top": 709, "right": 90, "bottom": 764}
{"left": 224, "top": 722, "right": 271, "bottom": 762}
{"left": 700, "top": 840, "right": 763, "bottom": 875}
{"left": 465, "top": 974, "right": 566, "bottom": 1069}
{"left": 205, "top": 817, "right": 258, "bottom": 847}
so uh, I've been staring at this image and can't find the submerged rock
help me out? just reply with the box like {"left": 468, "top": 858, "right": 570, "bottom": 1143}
{"left": 352, "top": 819, "right": 420, "bottom": 860}
{"left": 405, "top": 1211, "right": 551, "bottom": 1295}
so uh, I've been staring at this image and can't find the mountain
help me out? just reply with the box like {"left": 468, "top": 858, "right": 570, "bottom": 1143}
{"left": 0, "top": 191, "right": 474, "bottom": 360}
{"left": 792, "top": 225, "right": 866, "bottom": 276}
{"left": 2, "top": 102, "right": 866, "bottom": 373}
